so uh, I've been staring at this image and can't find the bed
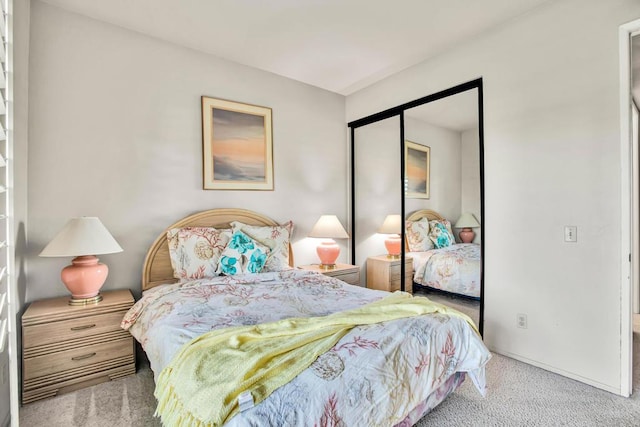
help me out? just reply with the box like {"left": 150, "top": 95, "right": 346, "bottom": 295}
{"left": 406, "top": 210, "right": 481, "bottom": 300}
{"left": 122, "top": 208, "right": 490, "bottom": 426}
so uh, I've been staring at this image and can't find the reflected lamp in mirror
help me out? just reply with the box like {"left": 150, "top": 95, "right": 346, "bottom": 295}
{"left": 454, "top": 212, "right": 480, "bottom": 244}
{"left": 308, "top": 215, "right": 349, "bottom": 269}
{"left": 39, "top": 217, "right": 123, "bottom": 306}
{"left": 378, "top": 214, "right": 402, "bottom": 259}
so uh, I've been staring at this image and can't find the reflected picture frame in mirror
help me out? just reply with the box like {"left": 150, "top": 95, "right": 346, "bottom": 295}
{"left": 404, "top": 140, "right": 430, "bottom": 199}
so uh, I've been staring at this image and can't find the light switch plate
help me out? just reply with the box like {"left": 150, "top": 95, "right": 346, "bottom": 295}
{"left": 564, "top": 226, "right": 577, "bottom": 242}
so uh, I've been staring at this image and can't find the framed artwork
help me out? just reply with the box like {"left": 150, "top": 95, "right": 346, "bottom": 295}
{"left": 201, "top": 96, "right": 273, "bottom": 190}
{"left": 404, "top": 140, "right": 430, "bottom": 199}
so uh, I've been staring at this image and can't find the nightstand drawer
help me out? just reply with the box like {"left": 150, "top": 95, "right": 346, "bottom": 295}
{"left": 367, "top": 255, "right": 413, "bottom": 294}
{"left": 389, "top": 268, "right": 413, "bottom": 281}
{"left": 333, "top": 271, "right": 360, "bottom": 285}
{"left": 23, "top": 310, "right": 128, "bottom": 350}
{"left": 22, "top": 289, "right": 136, "bottom": 404}
{"left": 389, "top": 264, "right": 402, "bottom": 278}
{"left": 23, "top": 337, "right": 133, "bottom": 381}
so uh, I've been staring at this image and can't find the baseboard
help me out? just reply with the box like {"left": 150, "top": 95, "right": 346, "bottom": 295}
{"left": 492, "top": 348, "right": 622, "bottom": 396}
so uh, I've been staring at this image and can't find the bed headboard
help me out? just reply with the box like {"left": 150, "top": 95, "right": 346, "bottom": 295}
{"left": 142, "top": 208, "right": 294, "bottom": 291}
{"left": 406, "top": 209, "right": 445, "bottom": 222}
{"left": 405, "top": 209, "right": 446, "bottom": 250}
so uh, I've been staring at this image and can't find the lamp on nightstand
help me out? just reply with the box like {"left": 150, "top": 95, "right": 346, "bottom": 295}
{"left": 454, "top": 212, "right": 480, "bottom": 243}
{"left": 378, "top": 214, "right": 402, "bottom": 259}
{"left": 39, "top": 217, "right": 123, "bottom": 305}
{"left": 308, "top": 215, "right": 349, "bottom": 269}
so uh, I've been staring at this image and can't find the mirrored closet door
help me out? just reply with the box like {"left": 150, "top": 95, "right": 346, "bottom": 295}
{"left": 352, "top": 116, "right": 401, "bottom": 287}
{"left": 349, "top": 79, "right": 485, "bottom": 334}
{"left": 404, "top": 88, "right": 482, "bottom": 329}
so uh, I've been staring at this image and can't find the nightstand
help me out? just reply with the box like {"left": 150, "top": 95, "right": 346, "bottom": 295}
{"left": 298, "top": 263, "right": 361, "bottom": 286}
{"left": 366, "top": 255, "right": 413, "bottom": 294}
{"left": 22, "top": 289, "right": 136, "bottom": 404}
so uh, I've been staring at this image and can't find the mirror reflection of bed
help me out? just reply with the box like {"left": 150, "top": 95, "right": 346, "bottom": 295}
{"left": 405, "top": 209, "right": 481, "bottom": 327}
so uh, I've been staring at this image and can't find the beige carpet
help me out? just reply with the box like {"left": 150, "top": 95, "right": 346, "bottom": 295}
{"left": 20, "top": 363, "right": 160, "bottom": 427}
{"left": 417, "top": 290, "right": 480, "bottom": 327}
{"left": 19, "top": 319, "right": 640, "bottom": 426}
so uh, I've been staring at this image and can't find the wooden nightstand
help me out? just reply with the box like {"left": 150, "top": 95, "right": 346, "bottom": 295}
{"left": 22, "top": 289, "right": 136, "bottom": 404}
{"left": 298, "top": 263, "right": 361, "bottom": 286}
{"left": 366, "top": 255, "right": 413, "bottom": 294}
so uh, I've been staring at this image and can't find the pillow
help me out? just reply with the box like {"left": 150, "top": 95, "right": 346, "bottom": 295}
{"left": 216, "top": 230, "right": 270, "bottom": 275}
{"left": 428, "top": 220, "right": 456, "bottom": 249}
{"left": 230, "top": 220, "right": 294, "bottom": 271}
{"left": 166, "top": 227, "right": 231, "bottom": 281}
{"left": 405, "top": 218, "right": 434, "bottom": 251}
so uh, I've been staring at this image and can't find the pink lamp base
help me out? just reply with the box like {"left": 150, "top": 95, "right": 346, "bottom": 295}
{"left": 317, "top": 240, "right": 340, "bottom": 269}
{"left": 61, "top": 255, "right": 107, "bottom": 305}
{"left": 384, "top": 235, "right": 401, "bottom": 259}
{"left": 459, "top": 228, "right": 475, "bottom": 244}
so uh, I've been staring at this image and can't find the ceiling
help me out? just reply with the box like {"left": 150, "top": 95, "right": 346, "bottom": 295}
{"left": 41, "top": 0, "right": 554, "bottom": 95}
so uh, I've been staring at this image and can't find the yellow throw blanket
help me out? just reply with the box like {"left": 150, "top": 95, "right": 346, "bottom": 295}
{"left": 154, "top": 292, "right": 477, "bottom": 427}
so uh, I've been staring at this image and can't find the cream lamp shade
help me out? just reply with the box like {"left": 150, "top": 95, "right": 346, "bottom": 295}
{"left": 40, "top": 217, "right": 123, "bottom": 305}
{"left": 454, "top": 212, "right": 480, "bottom": 244}
{"left": 378, "top": 214, "right": 402, "bottom": 234}
{"left": 308, "top": 215, "right": 349, "bottom": 269}
{"left": 378, "top": 214, "right": 402, "bottom": 258}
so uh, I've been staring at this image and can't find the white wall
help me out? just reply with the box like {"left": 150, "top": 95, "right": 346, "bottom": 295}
{"left": 26, "top": 2, "right": 347, "bottom": 302}
{"left": 7, "top": 1, "right": 31, "bottom": 425}
{"left": 8, "top": 0, "right": 30, "bottom": 423}
{"left": 347, "top": 0, "right": 640, "bottom": 394}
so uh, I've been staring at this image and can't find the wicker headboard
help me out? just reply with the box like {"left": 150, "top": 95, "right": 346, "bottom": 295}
{"left": 141, "top": 208, "right": 294, "bottom": 291}
{"left": 406, "top": 209, "right": 445, "bottom": 222}
{"left": 405, "top": 209, "right": 446, "bottom": 250}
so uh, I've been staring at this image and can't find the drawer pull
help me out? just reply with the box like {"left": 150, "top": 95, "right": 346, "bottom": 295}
{"left": 71, "top": 352, "right": 96, "bottom": 361}
{"left": 70, "top": 324, "right": 96, "bottom": 331}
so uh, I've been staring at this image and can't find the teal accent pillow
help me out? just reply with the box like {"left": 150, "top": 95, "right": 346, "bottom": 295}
{"left": 428, "top": 220, "right": 455, "bottom": 249}
{"left": 216, "top": 230, "right": 270, "bottom": 275}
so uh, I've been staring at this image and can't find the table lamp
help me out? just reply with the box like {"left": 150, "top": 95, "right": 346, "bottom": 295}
{"left": 378, "top": 214, "right": 402, "bottom": 259}
{"left": 308, "top": 215, "right": 349, "bottom": 269}
{"left": 39, "top": 217, "right": 123, "bottom": 305}
{"left": 454, "top": 212, "right": 480, "bottom": 243}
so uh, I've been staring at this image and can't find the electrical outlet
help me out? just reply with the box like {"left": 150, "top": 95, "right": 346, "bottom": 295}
{"left": 517, "top": 313, "right": 528, "bottom": 329}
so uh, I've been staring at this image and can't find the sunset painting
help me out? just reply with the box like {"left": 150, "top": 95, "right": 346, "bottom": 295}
{"left": 202, "top": 97, "right": 273, "bottom": 190}
{"left": 405, "top": 140, "right": 430, "bottom": 199}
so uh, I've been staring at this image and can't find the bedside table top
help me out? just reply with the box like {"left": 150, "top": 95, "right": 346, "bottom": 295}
{"left": 23, "top": 289, "right": 134, "bottom": 326}
{"left": 297, "top": 263, "right": 359, "bottom": 274}
{"left": 368, "top": 255, "right": 413, "bottom": 263}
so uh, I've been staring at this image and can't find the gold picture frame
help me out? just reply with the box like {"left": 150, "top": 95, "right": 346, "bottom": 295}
{"left": 201, "top": 96, "right": 274, "bottom": 190}
{"left": 404, "top": 140, "right": 430, "bottom": 199}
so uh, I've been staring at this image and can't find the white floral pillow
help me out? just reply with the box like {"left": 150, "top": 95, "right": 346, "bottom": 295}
{"left": 405, "top": 218, "right": 434, "bottom": 251}
{"left": 230, "top": 220, "right": 294, "bottom": 271}
{"left": 166, "top": 227, "right": 231, "bottom": 281}
{"left": 428, "top": 219, "right": 456, "bottom": 249}
{"left": 216, "top": 231, "right": 270, "bottom": 275}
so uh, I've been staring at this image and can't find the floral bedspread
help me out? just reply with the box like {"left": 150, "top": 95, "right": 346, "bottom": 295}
{"left": 409, "top": 243, "right": 481, "bottom": 298}
{"left": 122, "top": 269, "right": 490, "bottom": 426}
